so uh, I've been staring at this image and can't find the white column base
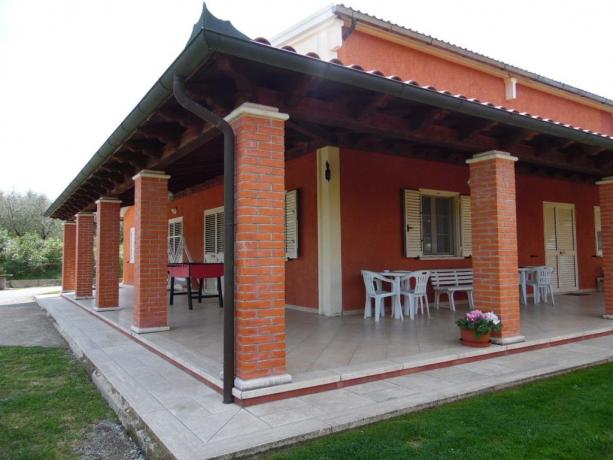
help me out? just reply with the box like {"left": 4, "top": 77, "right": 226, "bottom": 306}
{"left": 74, "top": 295, "right": 93, "bottom": 300}
{"left": 603, "top": 314, "right": 613, "bottom": 320}
{"left": 234, "top": 373, "right": 292, "bottom": 391}
{"left": 491, "top": 335, "right": 526, "bottom": 345}
{"left": 93, "top": 306, "right": 122, "bottom": 312}
{"left": 130, "top": 325, "right": 170, "bottom": 334}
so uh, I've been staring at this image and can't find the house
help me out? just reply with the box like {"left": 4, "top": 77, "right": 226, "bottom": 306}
{"left": 47, "top": 4, "right": 613, "bottom": 404}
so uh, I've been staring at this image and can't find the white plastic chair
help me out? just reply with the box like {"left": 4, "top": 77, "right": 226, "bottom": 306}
{"left": 399, "top": 271, "right": 431, "bottom": 319}
{"left": 527, "top": 266, "right": 555, "bottom": 305}
{"left": 361, "top": 270, "right": 396, "bottom": 321}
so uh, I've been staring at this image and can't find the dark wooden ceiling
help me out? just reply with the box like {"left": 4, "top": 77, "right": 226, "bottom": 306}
{"left": 55, "top": 53, "right": 613, "bottom": 220}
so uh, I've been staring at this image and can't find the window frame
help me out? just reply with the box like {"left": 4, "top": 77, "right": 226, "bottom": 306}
{"left": 404, "top": 188, "right": 470, "bottom": 260}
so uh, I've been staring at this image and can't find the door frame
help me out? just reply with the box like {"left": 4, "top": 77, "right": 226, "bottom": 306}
{"left": 542, "top": 201, "right": 579, "bottom": 292}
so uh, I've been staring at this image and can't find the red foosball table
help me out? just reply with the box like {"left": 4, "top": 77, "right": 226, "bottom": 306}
{"left": 167, "top": 263, "right": 224, "bottom": 310}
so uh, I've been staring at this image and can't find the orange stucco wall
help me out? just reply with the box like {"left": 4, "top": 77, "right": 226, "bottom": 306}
{"left": 338, "top": 31, "right": 613, "bottom": 135}
{"left": 339, "top": 148, "right": 601, "bottom": 311}
{"left": 285, "top": 152, "right": 319, "bottom": 308}
{"left": 120, "top": 154, "right": 319, "bottom": 309}
{"left": 122, "top": 206, "right": 135, "bottom": 285}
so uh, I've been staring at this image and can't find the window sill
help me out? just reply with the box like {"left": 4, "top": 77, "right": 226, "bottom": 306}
{"left": 418, "top": 256, "right": 468, "bottom": 261}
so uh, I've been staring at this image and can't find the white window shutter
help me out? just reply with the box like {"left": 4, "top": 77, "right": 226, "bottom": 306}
{"left": 204, "top": 207, "right": 224, "bottom": 263}
{"left": 404, "top": 189, "right": 422, "bottom": 258}
{"left": 216, "top": 211, "right": 225, "bottom": 256}
{"left": 460, "top": 195, "right": 472, "bottom": 257}
{"left": 168, "top": 219, "right": 184, "bottom": 263}
{"left": 204, "top": 212, "right": 217, "bottom": 263}
{"left": 595, "top": 206, "right": 602, "bottom": 256}
{"left": 285, "top": 190, "right": 299, "bottom": 259}
{"left": 129, "top": 227, "right": 135, "bottom": 263}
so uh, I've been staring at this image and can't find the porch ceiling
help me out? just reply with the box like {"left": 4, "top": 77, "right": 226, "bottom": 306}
{"left": 47, "top": 4, "right": 613, "bottom": 220}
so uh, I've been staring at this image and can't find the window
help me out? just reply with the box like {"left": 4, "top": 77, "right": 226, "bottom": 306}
{"left": 595, "top": 206, "right": 602, "bottom": 257}
{"left": 421, "top": 196, "right": 454, "bottom": 255}
{"left": 129, "top": 227, "right": 135, "bottom": 263}
{"left": 404, "top": 189, "right": 472, "bottom": 258}
{"left": 204, "top": 207, "right": 224, "bottom": 263}
{"left": 168, "top": 218, "right": 184, "bottom": 263}
{"left": 285, "top": 190, "right": 299, "bottom": 259}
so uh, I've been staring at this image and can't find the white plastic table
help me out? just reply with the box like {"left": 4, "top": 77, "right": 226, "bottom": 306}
{"left": 381, "top": 270, "right": 415, "bottom": 320}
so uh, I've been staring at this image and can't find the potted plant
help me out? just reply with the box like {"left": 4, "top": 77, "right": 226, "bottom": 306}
{"left": 456, "top": 310, "right": 502, "bottom": 347}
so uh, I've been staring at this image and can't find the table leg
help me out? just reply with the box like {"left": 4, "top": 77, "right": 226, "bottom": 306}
{"left": 198, "top": 278, "right": 203, "bottom": 303}
{"left": 169, "top": 276, "right": 175, "bottom": 306}
{"left": 187, "top": 277, "right": 193, "bottom": 310}
{"left": 394, "top": 279, "right": 402, "bottom": 319}
{"left": 217, "top": 277, "right": 223, "bottom": 308}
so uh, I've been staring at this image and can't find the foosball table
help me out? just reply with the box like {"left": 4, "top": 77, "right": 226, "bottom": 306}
{"left": 167, "top": 263, "right": 224, "bottom": 310}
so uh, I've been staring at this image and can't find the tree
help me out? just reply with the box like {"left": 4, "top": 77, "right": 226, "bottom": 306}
{"left": 0, "top": 191, "right": 61, "bottom": 239}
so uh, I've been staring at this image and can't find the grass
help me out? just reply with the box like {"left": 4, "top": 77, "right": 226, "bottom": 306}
{"left": 268, "top": 363, "right": 613, "bottom": 460}
{"left": 0, "top": 346, "right": 115, "bottom": 459}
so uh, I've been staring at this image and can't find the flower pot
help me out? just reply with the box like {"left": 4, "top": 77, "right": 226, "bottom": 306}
{"left": 459, "top": 328, "right": 491, "bottom": 347}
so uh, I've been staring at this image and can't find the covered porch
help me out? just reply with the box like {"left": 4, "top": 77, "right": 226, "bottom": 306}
{"left": 63, "top": 284, "right": 612, "bottom": 403}
{"left": 48, "top": 7, "right": 613, "bottom": 402}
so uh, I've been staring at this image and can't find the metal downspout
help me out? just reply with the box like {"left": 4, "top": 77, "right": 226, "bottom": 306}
{"left": 173, "top": 75, "right": 235, "bottom": 404}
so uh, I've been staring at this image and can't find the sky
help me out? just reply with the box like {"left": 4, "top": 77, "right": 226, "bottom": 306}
{"left": 0, "top": 0, "right": 611, "bottom": 201}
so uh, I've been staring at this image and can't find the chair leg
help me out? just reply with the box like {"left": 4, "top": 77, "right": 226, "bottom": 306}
{"left": 424, "top": 296, "right": 430, "bottom": 319}
{"left": 449, "top": 292, "right": 456, "bottom": 311}
{"left": 468, "top": 290, "right": 474, "bottom": 308}
{"left": 364, "top": 296, "right": 372, "bottom": 318}
{"left": 374, "top": 298, "right": 381, "bottom": 321}
{"left": 550, "top": 286, "right": 555, "bottom": 305}
{"left": 435, "top": 291, "right": 440, "bottom": 309}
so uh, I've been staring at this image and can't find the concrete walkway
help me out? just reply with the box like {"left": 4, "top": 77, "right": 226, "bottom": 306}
{"left": 37, "top": 294, "right": 613, "bottom": 459}
{"left": 0, "top": 286, "right": 64, "bottom": 347}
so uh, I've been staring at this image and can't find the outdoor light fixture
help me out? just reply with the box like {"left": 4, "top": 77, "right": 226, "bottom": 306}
{"left": 325, "top": 161, "right": 332, "bottom": 182}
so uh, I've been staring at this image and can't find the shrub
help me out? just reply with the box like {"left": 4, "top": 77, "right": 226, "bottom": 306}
{"left": 0, "top": 230, "right": 62, "bottom": 279}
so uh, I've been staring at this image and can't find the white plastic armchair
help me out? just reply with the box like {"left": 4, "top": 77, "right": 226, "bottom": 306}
{"left": 361, "top": 270, "right": 396, "bottom": 321}
{"left": 527, "top": 266, "right": 555, "bottom": 305}
{"left": 399, "top": 271, "right": 431, "bottom": 319}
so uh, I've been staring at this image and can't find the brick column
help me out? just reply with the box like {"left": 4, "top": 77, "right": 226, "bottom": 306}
{"left": 61, "top": 222, "right": 76, "bottom": 292}
{"left": 226, "top": 102, "right": 291, "bottom": 390}
{"left": 467, "top": 151, "right": 524, "bottom": 344}
{"left": 131, "top": 170, "right": 170, "bottom": 334}
{"left": 596, "top": 177, "right": 613, "bottom": 319}
{"left": 75, "top": 212, "right": 94, "bottom": 299}
{"left": 95, "top": 198, "right": 121, "bottom": 311}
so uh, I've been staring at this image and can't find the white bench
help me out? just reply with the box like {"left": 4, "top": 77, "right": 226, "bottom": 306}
{"left": 430, "top": 269, "right": 474, "bottom": 311}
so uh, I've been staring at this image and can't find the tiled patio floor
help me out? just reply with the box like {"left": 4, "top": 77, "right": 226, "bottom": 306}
{"left": 66, "top": 285, "right": 612, "bottom": 390}
{"left": 37, "top": 293, "right": 613, "bottom": 459}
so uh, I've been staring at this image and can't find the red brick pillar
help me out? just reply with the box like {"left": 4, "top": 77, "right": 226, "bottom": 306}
{"left": 596, "top": 177, "right": 613, "bottom": 319}
{"left": 467, "top": 151, "right": 524, "bottom": 344}
{"left": 131, "top": 170, "right": 170, "bottom": 334}
{"left": 75, "top": 213, "right": 95, "bottom": 299}
{"left": 95, "top": 198, "right": 121, "bottom": 311}
{"left": 61, "top": 222, "right": 76, "bottom": 292}
{"left": 226, "top": 102, "right": 291, "bottom": 390}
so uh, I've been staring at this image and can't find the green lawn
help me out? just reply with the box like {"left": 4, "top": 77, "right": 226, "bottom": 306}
{"left": 268, "top": 363, "right": 613, "bottom": 460}
{"left": 0, "top": 346, "right": 115, "bottom": 459}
